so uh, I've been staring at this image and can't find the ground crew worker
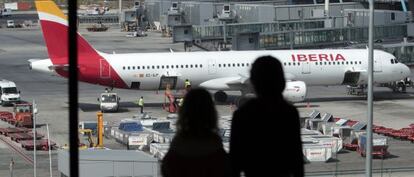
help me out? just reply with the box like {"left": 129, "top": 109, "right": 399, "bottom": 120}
{"left": 136, "top": 96, "right": 144, "bottom": 114}
{"left": 184, "top": 79, "right": 191, "bottom": 90}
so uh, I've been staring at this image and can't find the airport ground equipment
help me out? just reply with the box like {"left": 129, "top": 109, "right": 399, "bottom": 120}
{"left": 9, "top": 103, "right": 33, "bottom": 128}
{"left": 374, "top": 124, "right": 414, "bottom": 141}
{"left": 346, "top": 85, "right": 366, "bottom": 95}
{"left": 98, "top": 92, "right": 120, "bottom": 112}
{"left": 149, "top": 143, "right": 170, "bottom": 160}
{"left": 0, "top": 79, "right": 21, "bottom": 106}
{"left": 9, "top": 131, "right": 43, "bottom": 142}
{"left": 0, "top": 127, "right": 29, "bottom": 136}
{"left": 108, "top": 119, "right": 153, "bottom": 150}
{"left": 0, "top": 111, "right": 13, "bottom": 122}
{"left": 20, "top": 139, "right": 56, "bottom": 151}
{"left": 79, "top": 120, "right": 108, "bottom": 135}
{"left": 357, "top": 134, "right": 389, "bottom": 158}
{"left": 302, "top": 143, "right": 333, "bottom": 162}
{"left": 79, "top": 129, "right": 95, "bottom": 149}
{"left": 78, "top": 112, "right": 105, "bottom": 149}
{"left": 163, "top": 87, "right": 185, "bottom": 113}
{"left": 86, "top": 23, "right": 109, "bottom": 32}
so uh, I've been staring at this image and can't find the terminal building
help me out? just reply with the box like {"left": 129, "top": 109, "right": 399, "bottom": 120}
{"left": 128, "top": 0, "right": 414, "bottom": 63}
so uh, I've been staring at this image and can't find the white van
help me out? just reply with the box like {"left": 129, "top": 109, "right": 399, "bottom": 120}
{"left": 7, "top": 20, "right": 15, "bottom": 28}
{"left": 98, "top": 92, "right": 120, "bottom": 112}
{"left": 0, "top": 80, "right": 21, "bottom": 106}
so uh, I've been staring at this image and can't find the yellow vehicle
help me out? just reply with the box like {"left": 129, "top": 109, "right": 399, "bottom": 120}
{"left": 78, "top": 112, "right": 105, "bottom": 149}
{"left": 79, "top": 129, "right": 95, "bottom": 149}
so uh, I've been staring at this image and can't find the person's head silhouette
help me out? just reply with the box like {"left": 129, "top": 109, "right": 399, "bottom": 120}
{"left": 250, "top": 56, "right": 285, "bottom": 98}
{"left": 177, "top": 88, "right": 218, "bottom": 137}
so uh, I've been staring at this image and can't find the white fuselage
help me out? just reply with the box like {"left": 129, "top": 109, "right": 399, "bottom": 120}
{"left": 101, "top": 49, "right": 410, "bottom": 90}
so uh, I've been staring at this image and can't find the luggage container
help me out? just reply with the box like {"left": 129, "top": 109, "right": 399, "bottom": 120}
{"left": 303, "top": 143, "right": 333, "bottom": 162}
{"left": 110, "top": 119, "right": 150, "bottom": 149}
{"left": 309, "top": 110, "right": 321, "bottom": 119}
{"left": 357, "top": 134, "right": 389, "bottom": 158}
{"left": 149, "top": 143, "right": 170, "bottom": 160}
{"left": 301, "top": 128, "right": 321, "bottom": 136}
{"left": 321, "top": 113, "right": 334, "bottom": 122}
{"left": 309, "top": 119, "right": 324, "bottom": 130}
{"left": 310, "top": 135, "right": 343, "bottom": 153}
{"left": 319, "top": 122, "right": 336, "bottom": 136}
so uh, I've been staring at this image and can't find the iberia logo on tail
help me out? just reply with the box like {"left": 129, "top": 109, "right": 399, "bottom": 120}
{"left": 35, "top": 0, "right": 128, "bottom": 88}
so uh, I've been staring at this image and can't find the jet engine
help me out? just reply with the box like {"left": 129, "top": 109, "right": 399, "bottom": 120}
{"left": 28, "top": 59, "right": 53, "bottom": 73}
{"left": 283, "top": 81, "right": 307, "bottom": 103}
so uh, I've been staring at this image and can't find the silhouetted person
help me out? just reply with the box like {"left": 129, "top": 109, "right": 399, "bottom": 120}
{"left": 162, "top": 88, "right": 230, "bottom": 177}
{"left": 230, "top": 56, "right": 304, "bottom": 177}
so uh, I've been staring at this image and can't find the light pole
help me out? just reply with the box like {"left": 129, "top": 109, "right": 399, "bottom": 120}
{"left": 366, "top": 0, "right": 375, "bottom": 176}
{"left": 32, "top": 100, "right": 37, "bottom": 177}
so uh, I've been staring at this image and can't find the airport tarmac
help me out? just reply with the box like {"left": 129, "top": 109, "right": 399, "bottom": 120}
{"left": 1, "top": 27, "right": 414, "bottom": 176}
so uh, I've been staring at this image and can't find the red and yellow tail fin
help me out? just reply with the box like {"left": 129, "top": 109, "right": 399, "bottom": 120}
{"left": 35, "top": 0, "right": 99, "bottom": 65}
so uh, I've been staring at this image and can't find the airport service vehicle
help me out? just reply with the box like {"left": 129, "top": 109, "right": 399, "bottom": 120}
{"left": 357, "top": 134, "right": 389, "bottom": 158}
{"left": 0, "top": 79, "right": 21, "bottom": 106}
{"left": 97, "top": 92, "right": 120, "bottom": 112}
{"left": 1, "top": 8, "right": 12, "bottom": 17}
{"left": 6, "top": 20, "right": 15, "bottom": 28}
{"left": 29, "top": 0, "right": 411, "bottom": 103}
{"left": 10, "top": 103, "right": 33, "bottom": 128}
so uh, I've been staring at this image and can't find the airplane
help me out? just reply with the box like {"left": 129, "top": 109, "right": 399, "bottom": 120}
{"left": 29, "top": 0, "right": 411, "bottom": 103}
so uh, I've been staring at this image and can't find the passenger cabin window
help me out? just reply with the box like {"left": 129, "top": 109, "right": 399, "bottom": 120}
{"left": 122, "top": 66, "right": 125, "bottom": 70}
{"left": 127, "top": 66, "right": 130, "bottom": 70}
{"left": 132, "top": 66, "right": 135, "bottom": 70}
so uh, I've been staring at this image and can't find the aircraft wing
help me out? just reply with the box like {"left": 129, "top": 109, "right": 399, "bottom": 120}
{"left": 199, "top": 76, "right": 248, "bottom": 90}
{"left": 199, "top": 72, "right": 296, "bottom": 90}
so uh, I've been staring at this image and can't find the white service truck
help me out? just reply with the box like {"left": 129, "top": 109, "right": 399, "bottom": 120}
{"left": 0, "top": 80, "right": 21, "bottom": 106}
{"left": 97, "top": 92, "right": 120, "bottom": 112}
{"left": 0, "top": 8, "right": 12, "bottom": 18}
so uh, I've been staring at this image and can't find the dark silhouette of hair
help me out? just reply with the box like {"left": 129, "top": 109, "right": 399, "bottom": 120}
{"left": 250, "top": 56, "right": 285, "bottom": 97}
{"left": 230, "top": 55, "right": 304, "bottom": 177}
{"left": 177, "top": 88, "right": 218, "bottom": 137}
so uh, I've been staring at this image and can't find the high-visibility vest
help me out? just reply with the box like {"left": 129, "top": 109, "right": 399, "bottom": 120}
{"left": 138, "top": 98, "right": 144, "bottom": 106}
{"left": 185, "top": 81, "right": 191, "bottom": 87}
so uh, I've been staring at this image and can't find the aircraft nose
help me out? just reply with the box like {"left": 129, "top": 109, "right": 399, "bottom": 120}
{"left": 401, "top": 64, "right": 411, "bottom": 78}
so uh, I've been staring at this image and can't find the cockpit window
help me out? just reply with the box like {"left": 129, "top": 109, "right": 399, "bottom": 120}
{"left": 391, "top": 59, "right": 394, "bottom": 64}
{"left": 395, "top": 59, "right": 399, "bottom": 63}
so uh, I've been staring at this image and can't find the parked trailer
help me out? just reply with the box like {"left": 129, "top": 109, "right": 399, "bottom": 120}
{"left": 9, "top": 132, "right": 43, "bottom": 142}
{"left": 0, "top": 111, "right": 13, "bottom": 121}
{"left": 358, "top": 134, "right": 389, "bottom": 158}
{"left": 20, "top": 139, "right": 56, "bottom": 151}
{"left": 0, "top": 127, "right": 29, "bottom": 136}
